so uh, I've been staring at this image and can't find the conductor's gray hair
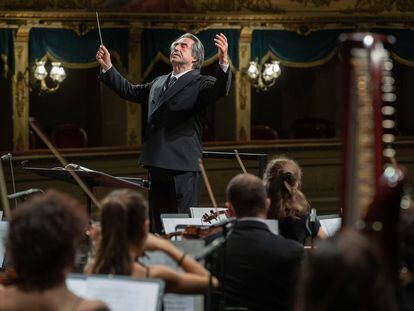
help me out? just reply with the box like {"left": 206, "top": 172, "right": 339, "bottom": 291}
{"left": 171, "top": 33, "right": 205, "bottom": 70}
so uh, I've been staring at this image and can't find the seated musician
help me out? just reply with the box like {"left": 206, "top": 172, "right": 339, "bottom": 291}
{"left": 222, "top": 173, "right": 304, "bottom": 311}
{"left": 84, "top": 189, "right": 216, "bottom": 294}
{"left": 263, "top": 156, "right": 327, "bottom": 244}
{"left": 295, "top": 229, "right": 398, "bottom": 311}
{"left": 0, "top": 190, "right": 109, "bottom": 311}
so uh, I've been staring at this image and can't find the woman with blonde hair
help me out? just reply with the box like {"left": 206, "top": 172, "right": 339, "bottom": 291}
{"left": 85, "top": 189, "right": 216, "bottom": 294}
{"left": 263, "top": 156, "right": 326, "bottom": 244}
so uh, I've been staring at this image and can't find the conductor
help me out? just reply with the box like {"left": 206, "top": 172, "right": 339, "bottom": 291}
{"left": 96, "top": 33, "right": 232, "bottom": 232}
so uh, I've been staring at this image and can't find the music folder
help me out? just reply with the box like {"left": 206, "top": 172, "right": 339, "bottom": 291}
{"left": 23, "top": 166, "right": 150, "bottom": 190}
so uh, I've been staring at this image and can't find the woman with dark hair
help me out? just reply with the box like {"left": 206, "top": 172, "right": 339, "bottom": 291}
{"left": 263, "top": 156, "right": 326, "bottom": 244}
{"left": 295, "top": 229, "right": 398, "bottom": 311}
{"left": 0, "top": 190, "right": 108, "bottom": 311}
{"left": 85, "top": 189, "right": 216, "bottom": 294}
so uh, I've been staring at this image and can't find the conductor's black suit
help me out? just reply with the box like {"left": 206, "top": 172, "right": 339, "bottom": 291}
{"left": 100, "top": 66, "right": 231, "bottom": 231}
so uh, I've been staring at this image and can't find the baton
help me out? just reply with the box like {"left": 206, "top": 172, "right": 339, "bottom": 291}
{"left": 96, "top": 11, "right": 103, "bottom": 46}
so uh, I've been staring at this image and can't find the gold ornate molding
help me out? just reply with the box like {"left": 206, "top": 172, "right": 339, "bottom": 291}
{"left": 235, "top": 26, "right": 253, "bottom": 141}
{"left": 343, "top": 0, "right": 414, "bottom": 13}
{"left": 1, "top": 0, "right": 414, "bottom": 14}
{"left": 12, "top": 25, "right": 31, "bottom": 152}
{"left": 0, "top": 0, "right": 107, "bottom": 10}
{"left": 61, "top": 22, "right": 95, "bottom": 36}
{"left": 183, "top": 0, "right": 285, "bottom": 13}
{"left": 126, "top": 26, "right": 143, "bottom": 146}
{"left": 2, "top": 10, "right": 414, "bottom": 26}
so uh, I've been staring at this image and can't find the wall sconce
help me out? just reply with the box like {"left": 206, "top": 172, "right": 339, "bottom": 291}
{"left": 32, "top": 60, "right": 66, "bottom": 94}
{"left": 246, "top": 58, "right": 281, "bottom": 91}
{"left": 17, "top": 60, "right": 66, "bottom": 95}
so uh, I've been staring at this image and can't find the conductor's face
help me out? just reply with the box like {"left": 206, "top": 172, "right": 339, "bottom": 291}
{"left": 170, "top": 37, "right": 197, "bottom": 68}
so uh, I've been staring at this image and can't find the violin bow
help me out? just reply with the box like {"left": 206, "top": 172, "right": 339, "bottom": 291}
{"left": 234, "top": 149, "right": 247, "bottom": 174}
{"left": 198, "top": 158, "right": 219, "bottom": 219}
{"left": 0, "top": 159, "right": 11, "bottom": 220}
{"left": 29, "top": 118, "right": 102, "bottom": 210}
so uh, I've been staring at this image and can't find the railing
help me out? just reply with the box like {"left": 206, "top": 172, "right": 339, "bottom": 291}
{"left": 202, "top": 151, "right": 268, "bottom": 177}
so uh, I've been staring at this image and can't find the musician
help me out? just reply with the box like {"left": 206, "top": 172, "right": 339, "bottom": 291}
{"left": 222, "top": 173, "right": 304, "bottom": 311}
{"left": 263, "top": 156, "right": 327, "bottom": 244}
{"left": 0, "top": 190, "right": 109, "bottom": 311}
{"left": 295, "top": 229, "right": 398, "bottom": 311}
{"left": 96, "top": 33, "right": 232, "bottom": 233}
{"left": 84, "top": 189, "right": 217, "bottom": 294}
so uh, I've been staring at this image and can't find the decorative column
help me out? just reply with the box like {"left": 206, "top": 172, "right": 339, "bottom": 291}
{"left": 126, "top": 26, "right": 143, "bottom": 146}
{"left": 235, "top": 26, "right": 253, "bottom": 141}
{"left": 12, "top": 25, "right": 31, "bottom": 151}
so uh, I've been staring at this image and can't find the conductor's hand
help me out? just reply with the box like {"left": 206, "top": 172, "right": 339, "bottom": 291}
{"left": 96, "top": 45, "right": 112, "bottom": 71}
{"left": 214, "top": 33, "right": 229, "bottom": 65}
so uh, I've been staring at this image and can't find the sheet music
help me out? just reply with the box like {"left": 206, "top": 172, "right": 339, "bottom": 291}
{"left": 66, "top": 277, "right": 87, "bottom": 298}
{"left": 190, "top": 207, "right": 227, "bottom": 219}
{"left": 66, "top": 275, "right": 163, "bottom": 311}
{"left": 140, "top": 241, "right": 205, "bottom": 311}
{"left": 162, "top": 218, "right": 209, "bottom": 234}
{"left": 319, "top": 218, "right": 341, "bottom": 237}
{"left": 164, "top": 294, "right": 198, "bottom": 311}
{"left": 0, "top": 220, "right": 8, "bottom": 267}
{"left": 88, "top": 277, "right": 160, "bottom": 311}
{"left": 264, "top": 219, "right": 279, "bottom": 235}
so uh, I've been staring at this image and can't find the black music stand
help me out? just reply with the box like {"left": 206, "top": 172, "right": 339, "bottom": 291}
{"left": 23, "top": 165, "right": 150, "bottom": 216}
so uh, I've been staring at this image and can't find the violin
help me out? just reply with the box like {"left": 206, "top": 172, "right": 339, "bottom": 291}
{"left": 201, "top": 209, "right": 231, "bottom": 224}
{"left": 164, "top": 218, "right": 236, "bottom": 240}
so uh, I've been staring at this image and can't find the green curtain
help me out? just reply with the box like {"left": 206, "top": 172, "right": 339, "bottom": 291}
{"left": 251, "top": 28, "right": 414, "bottom": 67}
{"left": 373, "top": 28, "right": 414, "bottom": 66}
{"left": 251, "top": 29, "right": 345, "bottom": 67}
{"left": 141, "top": 28, "right": 239, "bottom": 78}
{"left": 29, "top": 28, "right": 129, "bottom": 69}
{"left": 0, "top": 29, "right": 14, "bottom": 76}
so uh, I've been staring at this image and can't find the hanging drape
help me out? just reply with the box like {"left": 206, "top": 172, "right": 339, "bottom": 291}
{"left": 29, "top": 28, "right": 129, "bottom": 69}
{"left": 251, "top": 28, "right": 414, "bottom": 67}
{"left": 373, "top": 28, "right": 414, "bottom": 67}
{"left": 0, "top": 29, "right": 14, "bottom": 77}
{"left": 251, "top": 29, "right": 346, "bottom": 67}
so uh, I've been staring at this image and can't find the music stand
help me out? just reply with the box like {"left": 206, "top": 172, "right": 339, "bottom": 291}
{"left": 23, "top": 165, "right": 150, "bottom": 216}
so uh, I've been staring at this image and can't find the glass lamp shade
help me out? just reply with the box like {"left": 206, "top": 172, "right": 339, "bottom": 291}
{"left": 247, "top": 61, "right": 259, "bottom": 80}
{"left": 50, "top": 62, "right": 66, "bottom": 82}
{"left": 262, "top": 63, "right": 277, "bottom": 82}
{"left": 34, "top": 61, "right": 47, "bottom": 80}
{"left": 271, "top": 61, "right": 281, "bottom": 78}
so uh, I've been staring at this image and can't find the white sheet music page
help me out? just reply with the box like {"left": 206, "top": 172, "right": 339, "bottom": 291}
{"left": 66, "top": 277, "right": 87, "bottom": 298}
{"left": 162, "top": 218, "right": 205, "bottom": 234}
{"left": 320, "top": 218, "right": 342, "bottom": 237}
{"left": 190, "top": 207, "right": 227, "bottom": 219}
{"left": 163, "top": 294, "right": 195, "bottom": 311}
{"left": 87, "top": 277, "right": 160, "bottom": 311}
{"left": 0, "top": 220, "right": 8, "bottom": 266}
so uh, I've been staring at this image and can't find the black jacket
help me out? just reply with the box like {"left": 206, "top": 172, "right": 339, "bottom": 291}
{"left": 100, "top": 66, "right": 232, "bottom": 171}
{"left": 222, "top": 220, "right": 304, "bottom": 311}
